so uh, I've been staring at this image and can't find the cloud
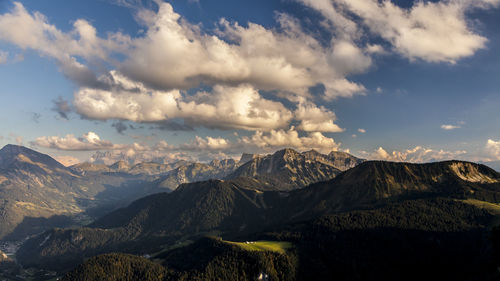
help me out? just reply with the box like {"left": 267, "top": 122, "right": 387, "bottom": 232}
{"left": 112, "top": 121, "right": 128, "bottom": 134}
{"left": 298, "top": 0, "right": 497, "bottom": 63}
{"left": 74, "top": 72, "right": 294, "bottom": 131}
{"left": 486, "top": 139, "right": 500, "bottom": 160}
{"left": 441, "top": 124, "right": 460, "bottom": 130}
{"left": 180, "top": 136, "right": 231, "bottom": 151}
{"left": 0, "top": 2, "right": 369, "bottom": 100}
{"left": 52, "top": 96, "right": 72, "bottom": 120}
{"left": 120, "top": 4, "right": 368, "bottom": 99}
{"left": 294, "top": 101, "right": 344, "bottom": 132}
{"left": 0, "top": 2, "right": 130, "bottom": 88}
{"left": 239, "top": 127, "right": 340, "bottom": 154}
{"left": 31, "top": 132, "right": 115, "bottom": 151}
{"left": 359, "top": 146, "right": 467, "bottom": 163}
{"left": 358, "top": 128, "right": 366, "bottom": 133}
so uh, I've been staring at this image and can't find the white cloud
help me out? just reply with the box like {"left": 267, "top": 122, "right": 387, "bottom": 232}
{"left": 359, "top": 146, "right": 467, "bottom": 163}
{"left": 298, "top": 0, "right": 497, "bottom": 63}
{"left": 32, "top": 132, "right": 115, "bottom": 151}
{"left": 0, "top": 2, "right": 130, "bottom": 87}
{"left": 358, "top": 128, "right": 366, "bottom": 133}
{"left": 486, "top": 139, "right": 500, "bottom": 160}
{"left": 441, "top": 124, "right": 461, "bottom": 130}
{"left": 119, "top": 4, "right": 367, "bottom": 98}
{"left": 74, "top": 73, "right": 293, "bottom": 131}
{"left": 180, "top": 136, "right": 231, "bottom": 151}
{"left": 239, "top": 127, "right": 340, "bottom": 154}
{"left": 295, "top": 102, "right": 344, "bottom": 132}
{"left": 0, "top": 1, "right": 369, "bottom": 100}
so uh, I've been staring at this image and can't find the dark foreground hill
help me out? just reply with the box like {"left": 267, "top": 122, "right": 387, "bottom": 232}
{"left": 16, "top": 160, "right": 500, "bottom": 272}
{"left": 62, "top": 198, "right": 500, "bottom": 281}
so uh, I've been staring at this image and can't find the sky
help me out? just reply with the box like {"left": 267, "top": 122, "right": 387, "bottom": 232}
{"left": 1, "top": 0, "right": 500, "bottom": 166}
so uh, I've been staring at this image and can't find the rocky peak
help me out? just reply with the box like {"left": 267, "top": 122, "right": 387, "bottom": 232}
{"left": 239, "top": 153, "right": 260, "bottom": 165}
{"left": 0, "top": 144, "right": 67, "bottom": 171}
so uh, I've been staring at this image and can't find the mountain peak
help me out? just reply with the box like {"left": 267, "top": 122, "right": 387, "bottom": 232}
{"left": 273, "top": 148, "right": 300, "bottom": 160}
{"left": 0, "top": 144, "right": 66, "bottom": 171}
{"left": 239, "top": 153, "right": 260, "bottom": 165}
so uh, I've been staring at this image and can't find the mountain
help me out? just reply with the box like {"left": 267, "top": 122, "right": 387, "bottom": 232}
{"left": 226, "top": 148, "right": 356, "bottom": 190}
{"left": 17, "top": 160, "right": 500, "bottom": 270}
{"left": 281, "top": 160, "right": 500, "bottom": 220}
{"left": 154, "top": 161, "right": 239, "bottom": 191}
{"left": 63, "top": 237, "right": 295, "bottom": 281}
{"left": 0, "top": 145, "right": 170, "bottom": 241}
{"left": 62, "top": 198, "right": 499, "bottom": 281}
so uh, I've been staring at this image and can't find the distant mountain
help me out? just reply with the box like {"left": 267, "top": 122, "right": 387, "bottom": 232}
{"left": 226, "top": 148, "right": 361, "bottom": 190}
{"left": 154, "top": 161, "right": 239, "bottom": 191}
{"left": 0, "top": 145, "right": 169, "bottom": 241}
{"left": 17, "top": 160, "right": 500, "bottom": 270}
{"left": 71, "top": 160, "right": 190, "bottom": 176}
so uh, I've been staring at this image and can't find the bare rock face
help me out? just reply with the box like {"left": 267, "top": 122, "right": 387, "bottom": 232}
{"left": 226, "top": 148, "right": 362, "bottom": 190}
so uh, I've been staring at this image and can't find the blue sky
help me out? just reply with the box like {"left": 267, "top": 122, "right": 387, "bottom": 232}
{"left": 1, "top": 0, "right": 500, "bottom": 166}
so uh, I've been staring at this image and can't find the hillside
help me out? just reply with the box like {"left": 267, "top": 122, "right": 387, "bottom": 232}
{"left": 282, "top": 160, "right": 500, "bottom": 220}
{"left": 63, "top": 237, "right": 296, "bottom": 281}
{"left": 0, "top": 145, "right": 166, "bottom": 241}
{"left": 62, "top": 198, "right": 500, "bottom": 281}
{"left": 16, "top": 160, "right": 500, "bottom": 270}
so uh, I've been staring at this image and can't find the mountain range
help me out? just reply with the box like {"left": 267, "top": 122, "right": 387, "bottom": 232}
{"left": 0, "top": 145, "right": 359, "bottom": 241}
{"left": 3, "top": 143, "right": 500, "bottom": 280}
{"left": 16, "top": 159, "right": 500, "bottom": 275}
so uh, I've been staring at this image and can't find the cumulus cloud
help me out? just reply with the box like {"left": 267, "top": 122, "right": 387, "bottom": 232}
{"left": 239, "top": 127, "right": 340, "bottom": 154}
{"left": 0, "top": 2, "right": 130, "bottom": 88}
{"left": 0, "top": 1, "right": 369, "bottom": 101}
{"left": 120, "top": 4, "right": 368, "bottom": 98}
{"left": 441, "top": 124, "right": 461, "bottom": 130}
{"left": 486, "top": 139, "right": 500, "bottom": 160}
{"left": 359, "top": 146, "right": 467, "bottom": 163}
{"left": 32, "top": 132, "right": 115, "bottom": 151}
{"left": 298, "top": 0, "right": 497, "bottom": 63}
{"left": 294, "top": 101, "right": 344, "bottom": 132}
{"left": 358, "top": 128, "right": 366, "bottom": 133}
{"left": 74, "top": 72, "right": 294, "bottom": 131}
{"left": 180, "top": 136, "right": 231, "bottom": 151}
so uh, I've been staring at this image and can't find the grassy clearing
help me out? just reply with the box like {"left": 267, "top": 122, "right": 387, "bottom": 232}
{"left": 460, "top": 199, "right": 500, "bottom": 214}
{"left": 224, "top": 240, "right": 293, "bottom": 254}
{"left": 460, "top": 199, "right": 500, "bottom": 226}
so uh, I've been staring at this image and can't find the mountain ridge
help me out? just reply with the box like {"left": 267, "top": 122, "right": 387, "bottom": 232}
{"left": 16, "top": 159, "right": 500, "bottom": 270}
